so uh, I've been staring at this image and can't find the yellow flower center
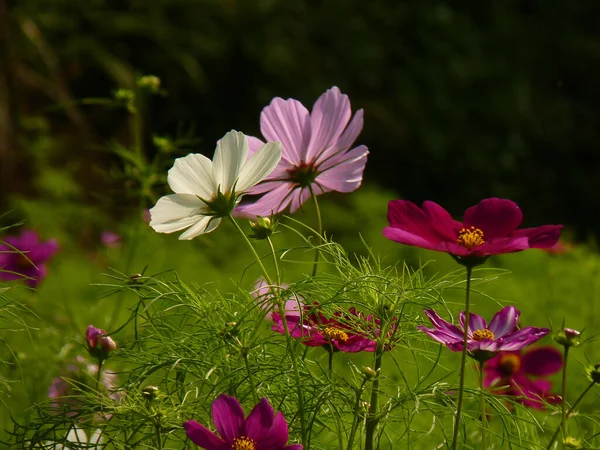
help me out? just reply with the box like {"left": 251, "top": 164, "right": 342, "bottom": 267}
{"left": 472, "top": 329, "right": 495, "bottom": 341}
{"left": 457, "top": 226, "right": 485, "bottom": 250}
{"left": 498, "top": 353, "right": 521, "bottom": 375}
{"left": 232, "top": 436, "right": 257, "bottom": 450}
{"left": 323, "top": 327, "right": 349, "bottom": 342}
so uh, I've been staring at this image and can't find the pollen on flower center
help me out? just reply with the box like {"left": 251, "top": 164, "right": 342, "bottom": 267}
{"left": 232, "top": 436, "right": 257, "bottom": 450}
{"left": 287, "top": 162, "right": 318, "bottom": 188}
{"left": 323, "top": 327, "right": 349, "bottom": 342}
{"left": 472, "top": 329, "right": 495, "bottom": 341}
{"left": 498, "top": 353, "right": 521, "bottom": 375}
{"left": 457, "top": 226, "right": 485, "bottom": 250}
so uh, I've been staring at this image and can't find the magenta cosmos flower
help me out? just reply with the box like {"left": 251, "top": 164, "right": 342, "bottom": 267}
{"left": 0, "top": 230, "right": 59, "bottom": 286}
{"left": 184, "top": 395, "right": 302, "bottom": 450}
{"left": 384, "top": 198, "right": 561, "bottom": 265}
{"left": 272, "top": 304, "right": 377, "bottom": 352}
{"left": 484, "top": 346, "right": 562, "bottom": 409}
{"left": 236, "top": 86, "right": 368, "bottom": 217}
{"left": 418, "top": 306, "right": 549, "bottom": 361}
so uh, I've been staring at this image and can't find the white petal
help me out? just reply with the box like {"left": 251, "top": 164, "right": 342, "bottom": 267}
{"left": 168, "top": 153, "right": 216, "bottom": 198}
{"left": 89, "top": 429, "right": 103, "bottom": 446}
{"left": 178, "top": 216, "right": 221, "bottom": 240}
{"left": 213, "top": 130, "right": 248, "bottom": 194}
{"left": 149, "top": 194, "right": 208, "bottom": 234}
{"left": 66, "top": 427, "right": 87, "bottom": 444}
{"left": 237, "top": 141, "right": 282, "bottom": 192}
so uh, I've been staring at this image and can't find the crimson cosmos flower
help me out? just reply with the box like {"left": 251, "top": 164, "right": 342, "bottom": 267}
{"left": 484, "top": 346, "right": 563, "bottom": 409}
{"left": 383, "top": 198, "right": 561, "bottom": 265}
{"left": 272, "top": 304, "right": 377, "bottom": 352}
{"left": 0, "top": 230, "right": 59, "bottom": 286}
{"left": 418, "top": 306, "right": 549, "bottom": 361}
{"left": 184, "top": 395, "right": 302, "bottom": 450}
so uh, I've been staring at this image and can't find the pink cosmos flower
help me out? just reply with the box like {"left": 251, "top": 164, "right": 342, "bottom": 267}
{"left": 184, "top": 395, "right": 302, "bottom": 450}
{"left": 236, "top": 86, "right": 369, "bottom": 217}
{"left": 418, "top": 306, "right": 549, "bottom": 360}
{"left": 0, "top": 230, "right": 59, "bottom": 286}
{"left": 252, "top": 279, "right": 302, "bottom": 322}
{"left": 383, "top": 198, "right": 561, "bottom": 265}
{"left": 484, "top": 346, "right": 563, "bottom": 409}
{"left": 272, "top": 304, "right": 377, "bottom": 353}
{"left": 101, "top": 231, "right": 122, "bottom": 248}
{"left": 86, "top": 325, "right": 117, "bottom": 360}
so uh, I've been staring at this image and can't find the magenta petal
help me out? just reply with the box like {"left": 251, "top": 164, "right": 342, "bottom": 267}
{"left": 459, "top": 311, "right": 487, "bottom": 335}
{"left": 184, "top": 420, "right": 228, "bottom": 450}
{"left": 421, "top": 201, "right": 462, "bottom": 241}
{"left": 382, "top": 227, "right": 442, "bottom": 252}
{"left": 261, "top": 411, "right": 290, "bottom": 450}
{"left": 423, "top": 310, "right": 463, "bottom": 338}
{"left": 28, "top": 239, "right": 59, "bottom": 262}
{"left": 212, "top": 395, "right": 245, "bottom": 443}
{"left": 487, "top": 306, "right": 520, "bottom": 338}
{"left": 522, "top": 346, "right": 563, "bottom": 376}
{"left": 514, "top": 225, "right": 562, "bottom": 249}
{"left": 418, "top": 326, "right": 463, "bottom": 347}
{"left": 475, "top": 237, "right": 530, "bottom": 256}
{"left": 245, "top": 398, "right": 275, "bottom": 442}
{"left": 284, "top": 445, "right": 303, "bottom": 450}
{"left": 462, "top": 198, "right": 523, "bottom": 239}
{"left": 386, "top": 200, "right": 448, "bottom": 247}
{"left": 260, "top": 97, "right": 310, "bottom": 162}
{"left": 498, "top": 327, "right": 549, "bottom": 351}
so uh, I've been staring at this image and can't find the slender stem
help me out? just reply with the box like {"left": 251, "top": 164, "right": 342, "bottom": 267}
{"left": 95, "top": 359, "right": 104, "bottom": 392}
{"left": 155, "top": 423, "right": 163, "bottom": 450}
{"left": 561, "top": 346, "right": 569, "bottom": 441}
{"left": 266, "top": 236, "right": 281, "bottom": 286}
{"left": 347, "top": 380, "right": 368, "bottom": 450}
{"left": 365, "top": 341, "right": 385, "bottom": 450}
{"left": 546, "top": 381, "right": 595, "bottom": 449}
{"left": 227, "top": 215, "right": 272, "bottom": 285}
{"left": 479, "top": 360, "right": 487, "bottom": 449}
{"left": 242, "top": 350, "right": 259, "bottom": 404}
{"left": 309, "top": 186, "right": 323, "bottom": 277}
{"left": 328, "top": 350, "right": 334, "bottom": 381}
{"left": 277, "top": 303, "right": 307, "bottom": 447}
{"left": 452, "top": 265, "right": 473, "bottom": 450}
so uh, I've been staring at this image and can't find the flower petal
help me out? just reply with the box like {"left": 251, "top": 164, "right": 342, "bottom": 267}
{"left": 514, "top": 225, "right": 562, "bottom": 249}
{"left": 290, "top": 186, "right": 316, "bottom": 213}
{"left": 385, "top": 200, "right": 452, "bottom": 249}
{"left": 498, "top": 327, "right": 549, "bottom": 351}
{"left": 316, "top": 145, "right": 368, "bottom": 193}
{"left": 423, "top": 309, "right": 463, "bottom": 338}
{"left": 382, "top": 227, "right": 442, "bottom": 252}
{"left": 236, "top": 184, "right": 296, "bottom": 217}
{"left": 418, "top": 326, "right": 463, "bottom": 347}
{"left": 487, "top": 306, "right": 520, "bottom": 338}
{"left": 522, "top": 346, "right": 563, "bottom": 376}
{"left": 305, "top": 86, "right": 352, "bottom": 162}
{"left": 168, "top": 153, "right": 216, "bottom": 198}
{"left": 261, "top": 411, "right": 290, "bottom": 450}
{"left": 149, "top": 194, "right": 209, "bottom": 234}
{"left": 184, "top": 420, "right": 228, "bottom": 450}
{"left": 213, "top": 130, "right": 248, "bottom": 194}
{"left": 245, "top": 398, "right": 275, "bottom": 442}
{"left": 212, "top": 395, "right": 245, "bottom": 443}
{"left": 475, "top": 237, "right": 529, "bottom": 256}
{"left": 237, "top": 141, "right": 282, "bottom": 192}
{"left": 178, "top": 217, "right": 221, "bottom": 240}
{"left": 315, "top": 108, "right": 364, "bottom": 165}
{"left": 261, "top": 97, "right": 310, "bottom": 162}
{"left": 459, "top": 311, "right": 487, "bottom": 333}
{"left": 462, "top": 198, "right": 523, "bottom": 239}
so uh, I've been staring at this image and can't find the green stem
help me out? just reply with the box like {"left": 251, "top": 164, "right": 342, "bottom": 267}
{"left": 309, "top": 186, "right": 323, "bottom": 277}
{"left": 227, "top": 215, "right": 272, "bottom": 285}
{"left": 243, "top": 350, "right": 259, "bottom": 404}
{"left": 365, "top": 341, "right": 385, "bottom": 450}
{"left": 266, "top": 236, "right": 281, "bottom": 286}
{"left": 561, "top": 346, "right": 569, "bottom": 441}
{"left": 546, "top": 381, "right": 595, "bottom": 449}
{"left": 479, "top": 360, "right": 487, "bottom": 449}
{"left": 347, "top": 380, "right": 368, "bottom": 450}
{"left": 95, "top": 359, "right": 104, "bottom": 392}
{"left": 328, "top": 350, "right": 334, "bottom": 381}
{"left": 452, "top": 265, "right": 473, "bottom": 450}
{"left": 155, "top": 422, "right": 163, "bottom": 450}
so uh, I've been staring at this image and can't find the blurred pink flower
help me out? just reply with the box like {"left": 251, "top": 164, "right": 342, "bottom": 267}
{"left": 0, "top": 229, "right": 59, "bottom": 286}
{"left": 236, "top": 86, "right": 368, "bottom": 217}
{"left": 101, "top": 231, "right": 122, "bottom": 248}
{"left": 252, "top": 279, "right": 302, "bottom": 321}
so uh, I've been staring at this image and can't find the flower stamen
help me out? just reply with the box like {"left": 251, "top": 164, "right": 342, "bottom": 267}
{"left": 323, "top": 327, "right": 349, "bottom": 342}
{"left": 472, "top": 329, "right": 495, "bottom": 341}
{"left": 232, "top": 436, "right": 257, "bottom": 450}
{"left": 457, "top": 226, "right": 485, "bottom": 250}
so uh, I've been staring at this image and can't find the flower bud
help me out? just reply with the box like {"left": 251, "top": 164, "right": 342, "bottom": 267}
{"left": 363, "top": 366, "right": 377, "bottom": 379}
{"left": 589, "top": 363, "right": 600, "bottom": 384}
{"left": 554, "top": 328, "right": 581, "bottom": 348}
{"left": 249, "top": 216, "right": 277, "bottom": 240}
{"left": 563, "top": 436, "right": 583, "bottom": 448}
{"left": 142, "top": 385, "right": 160, "bottom": 401}
{"left": 86, "top": 325, "right": 117, "bottom": 360}
{"left": 137, "top": 75, "right": 162, "bottom": 93}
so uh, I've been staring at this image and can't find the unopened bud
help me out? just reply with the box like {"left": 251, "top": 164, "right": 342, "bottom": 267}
{"left": 142, "top": 385, "right": 160, "bottom": 401}
{"left": 363, "top": 366, "right": 377, "bottom": 379}
{"left": 137, "top": 75, "right": 162, "bottom": 93}
{"left": 555, "top": 328, "right": 581, "bottom": 348}
{"left": 588, "top": 364, "right": 600, "bottom": 384}
{"left": 86, "top": 325, "right": 117, "bottom": 360}
{"left": 249, "top": 216, "right": 277, "bottom": 240}
{"left": 563, "top": 436, "right": 583, "bottom": 448}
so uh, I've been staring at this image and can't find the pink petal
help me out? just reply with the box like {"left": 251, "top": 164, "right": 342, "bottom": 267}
{"left": 522, "top": 346, "right": 563, "bottom": 376}
{"left": 423, "top": 309, "right": 463, "bottom": 337}
{"left": 260, "top": 98, "right": 310, "bottom": 162}
{"left": 382, "top": 227, "right": 442, "bottom": 252}
{"left": 245, "top": 135, "right": 266, "bottom": 157}
{"left": 497, "top": 327, "right": 549, "bottom": 351}
{"left": 236, "top": 184, "right": 296, "bottom": 217}
{"left": 459, "top": 311, "right": 487, "bottom": 333}
{"left": 183, "top": 420, "right": 228, "bottom": 450}
{"left": 289, "top": 187, "right": 314, "bottom": 213}
{"left": 475, "top": 237, "right": 529, "bottom": 256}
{"left": 305, "top": 87, "right": 351, "bottom": 162}
{"left": 514, "top": 225, "right": 562, "bottom": 249}
{"left": 314, "top": 109, "right": 364, "bottom": 166}
{"left": 212, "top": 395, "right": 245, "bottom": 443}
{"left": 316, "top": 145, "right": 368, "bottom": 193}
{"left": 462, "top": 198, "right": 523, "bottom": 240}
{"left": 245, "top": 398, "right": 275, "bottom": 442}
{"left": 487, "top": 306, "right": 520, "bottom": 338}
{"left": 262, "top": 411, "right": 290, "bottom": 450}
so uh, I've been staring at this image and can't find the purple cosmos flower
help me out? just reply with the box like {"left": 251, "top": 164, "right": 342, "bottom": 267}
{"left": 272, "top": 304, "right": 377, "bottom": 353}
{"left": 0, "top": 230, "right": 59, "bottom": 286}
{"left": 184, "top": 395, "right": 302, "bottom": 450}
{"left": 418, "top": 306, "right": 549, "bottom": 360}
{"left": 86, "top": 325, "right": 117, "bottom": 360}
{"left": 252, "top": 279, "right": 302, "bottom": 322}
{"left": 484, "top": 346, "right": 563, "bottom": 409}
{"left": 236, "top": 86, "right": 369, "bottom": 217}
{"left": 383, "top": 198, "right": 561, "bottom": 265}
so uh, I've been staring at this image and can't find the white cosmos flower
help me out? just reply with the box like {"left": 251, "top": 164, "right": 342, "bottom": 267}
{"left": 47, "top": 427, "right": 103, "bottom": 449}
{"left": 150, "top": 130, "right": 282, "bottom": 240}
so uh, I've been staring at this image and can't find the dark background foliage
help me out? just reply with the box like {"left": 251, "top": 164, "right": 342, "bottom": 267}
{"left": 2, "top": 0, "right": 599, "bottom": 238}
